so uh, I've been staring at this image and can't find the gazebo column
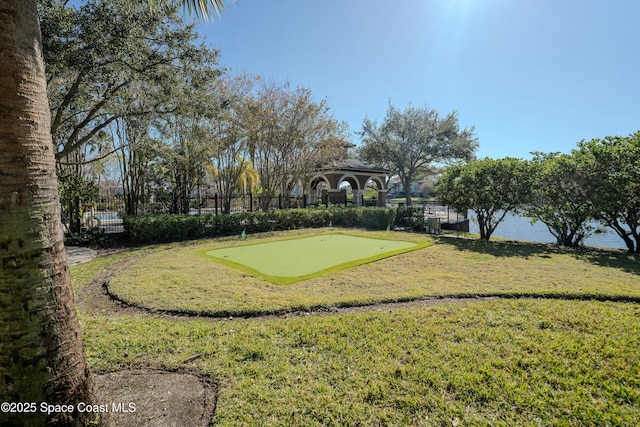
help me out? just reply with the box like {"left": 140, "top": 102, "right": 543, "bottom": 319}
{"left": 352, "top": 189, "right": 364, "bottom": 207}
{"left": 377, "top": 189, "right": 388, "bottom": 207}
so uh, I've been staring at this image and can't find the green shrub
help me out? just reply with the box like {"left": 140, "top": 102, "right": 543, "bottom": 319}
{"left": 395, "top": 206, "right": 425, "bottom": 231}
{"left": 64, "top": 229, "right": 119, "bottom": 248}
{"left": 123, "top": 207, "right": 404, "bottom": 244}
{"left": 123, "top": 214, "right": 206, "bottom": 243}
{"left": 361, "top": 207, "right": 396, "bottom": 230}
{"left": 273, "top": 209, "right": 310, "bottom": 229}
{"left": 210, "top": 213, "right": 242, "bottom": 236}
{"left": 239, "top": 211, "right": 273, "bottom": 234}
{"left": 304, "top": 207, "right": 332, "bottom": 228}
{"left": 330, "top": 207, "right": 361, "bottom": 227}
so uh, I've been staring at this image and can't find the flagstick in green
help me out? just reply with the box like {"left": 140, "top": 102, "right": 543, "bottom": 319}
{"left": 241, "top": 229, "right": 246, "bottom": 239}
{"left": 386, "top": 224, "right": 390, "bottom": 232}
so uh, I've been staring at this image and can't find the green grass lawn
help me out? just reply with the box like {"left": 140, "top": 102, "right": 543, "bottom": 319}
{"left": 105, "top": 229, "right": 640, "bottom": 316}
{"left": 389, "top": 197, "right": 436, "bottom": 204}
{"left": 71, "top": 230, "right": 640, "bottom": 426}
{"left": 78, "top": 300, "right": 640, "bottom": 426}
{"left": 202, "top": 232, "right": 425, "bottom": 284}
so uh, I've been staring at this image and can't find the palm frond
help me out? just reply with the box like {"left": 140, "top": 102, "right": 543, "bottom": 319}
{"left": 180, "top": 0, "right": 231, "bottom": 20}
{"left": 146, "top": 0, "right": 233, "bottom": 21}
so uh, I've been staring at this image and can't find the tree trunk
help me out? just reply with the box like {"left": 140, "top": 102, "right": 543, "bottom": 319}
{"left": 608, "top": 219, "right": 638, "bottom": 253}
{"left": 0, "top": 2, "right": 96, "bottom": 425}
{"left": 477, "top": 214, "right": 488, "bottom": 240}
{"left": 403, "top": 176, "right": 412, "bottom": 206}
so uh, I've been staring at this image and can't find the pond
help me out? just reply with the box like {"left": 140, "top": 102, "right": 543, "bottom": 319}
{"left": 467, "top": 211, "right": 627, "bottom": 250}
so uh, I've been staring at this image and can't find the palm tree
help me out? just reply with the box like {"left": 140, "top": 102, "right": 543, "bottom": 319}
{"left": 166, "top": 0, "right": 230, "bottom": 20}
{"left": 0, "top": 1, "right": 230, "bottom": 425}
{"left": 236, "top": 156, "right": 260, "bottom": 195}
{"left": 235, "top": 156, "right": 260, "bottom": 211}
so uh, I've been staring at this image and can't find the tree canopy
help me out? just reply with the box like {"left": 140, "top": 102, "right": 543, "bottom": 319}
{"left": 577, "top": 132, "right": 640, "bottom": 252}
{"left": 359, "top": 102, "right": 478, "bottom": 206}
{"left": 435, "top": 132, "right": 640, "bottom": 252}
{"left": 436, "top": 157, "right": 531, "bottom": 241}
{"left": 523, "top": 152, "right": 597, "bottom": 247}
{"left": 40, "top": 0, "right": 220, "bottom": 162}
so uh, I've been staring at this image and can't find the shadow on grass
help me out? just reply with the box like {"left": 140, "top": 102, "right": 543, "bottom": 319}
{"left": 572, "top": 251, "right": 640, "bottom": 275}
{"left": 436, "top": 236, "right": 640, "bottom": 275}
{"left": 437, "top": 236, "right": 558, "bottom": 258}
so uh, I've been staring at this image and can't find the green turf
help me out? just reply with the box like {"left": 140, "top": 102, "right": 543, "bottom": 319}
{"left": 202, "top": 233, "right": 424, "bottom": 285}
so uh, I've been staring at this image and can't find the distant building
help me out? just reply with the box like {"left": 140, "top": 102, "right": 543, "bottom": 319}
{"left": 388, "top": 177, "right": 436, "bottom": 198}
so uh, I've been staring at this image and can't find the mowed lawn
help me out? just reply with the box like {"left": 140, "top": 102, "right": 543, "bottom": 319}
{"left": 73, "top": 229, "right": 640, "bottom": 426}
{"left": 78, "top": 301, "right": 640, "bottom": 426}
{"left": 105, "top": 229, "right": 640, "bottom": 316}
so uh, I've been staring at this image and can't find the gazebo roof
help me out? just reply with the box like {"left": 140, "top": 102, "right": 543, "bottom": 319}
{"left": 318, "top": 159, "right": 389, "bottom": 175}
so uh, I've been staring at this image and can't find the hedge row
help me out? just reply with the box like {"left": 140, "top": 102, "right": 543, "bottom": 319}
{"left": 395, "top": 206, "right": 426, "bottom": 229}
{"left": 123, "top": 207, "right": 405, "bottom": 244}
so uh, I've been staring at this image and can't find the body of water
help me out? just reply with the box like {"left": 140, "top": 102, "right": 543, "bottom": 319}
{"left": 467, "top": 211, "right": 627, "bottom": 250}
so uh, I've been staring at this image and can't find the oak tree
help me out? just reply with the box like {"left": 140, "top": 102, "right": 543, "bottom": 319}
{"left": 359, "top": 102, "right": 477, "bottom": 206}
{"left": 0, "top": 1, "right": 229, "bottom": 424}
{"left": 523, "top": 152, "right": 597, "bottom": 247}
{"left": 578, "top": 132, "right": 640, "bottom": 253}
{"left": 436, "top": 157, "right": 531, "bottom": 241}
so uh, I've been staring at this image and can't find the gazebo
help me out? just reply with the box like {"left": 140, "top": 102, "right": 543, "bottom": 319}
{"left": 309, "top": 159, "right": 390, "bottom": 207}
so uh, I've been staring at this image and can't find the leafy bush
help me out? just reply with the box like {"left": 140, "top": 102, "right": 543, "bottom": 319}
{"left": 124, "top": 214, "right": 206, "bottom": 243}
{"left": 273, "top": 209, "right": 311, "bottom": 229}
{"left": 213, "top": 212, "right": 243, "bottom": 236}
{"left": 330, "top": 207, "right": 361, "bottom": 227}
{"left": 304, "top": 208, "right": 332, "bottom": 228}
{"left": 361, "top": 207, "right": 396, "bottom": 230}
{"left": 395, "top": 206, "right": 425, "bottom": 231}
{"left": 124, "top": 207, "right": 401, "bottom": 243}
{"left": 64, "top": 229, "right": 121, "bottom": 248}
{"left": 238, "top": 211, "right": 273, "bottom": 234}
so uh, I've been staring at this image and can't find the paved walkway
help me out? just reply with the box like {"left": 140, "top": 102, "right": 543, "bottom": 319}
{"left": 65, "top": 246, "right": 98, "bottom": 266}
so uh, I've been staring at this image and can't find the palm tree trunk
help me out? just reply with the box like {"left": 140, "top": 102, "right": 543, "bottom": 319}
{"left": 0, "top": 1, "right": 95, "bottom": 425}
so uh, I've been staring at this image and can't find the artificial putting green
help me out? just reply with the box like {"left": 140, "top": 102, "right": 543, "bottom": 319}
{"left": 203, "top": 233, "right": 425, "bottom": 285}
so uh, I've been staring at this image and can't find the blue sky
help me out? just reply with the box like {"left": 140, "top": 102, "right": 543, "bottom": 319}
{"left": 194, "top": 0, "right": 640, "bottom": 159}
